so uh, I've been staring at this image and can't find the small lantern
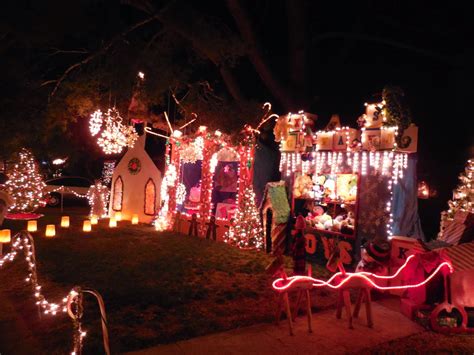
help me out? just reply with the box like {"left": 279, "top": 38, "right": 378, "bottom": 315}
{"left": 61, "top": 216, "right": 70, "bottom": 228}
{"left": 115, "top": 212, "right": 122, "bottom": 221}
{"left": 131, "top": 214, "right": 139, "bottom": 225}
{"left": 0, "top": 229, "right": 11, "bottom": 255}
{"left": 27, "top": 220, "right": 37, "bottom": 232}
{"left": 83, "top": 220, "right": 92, "bottom": 232}
{"left": 0, "top": 229, "right": 11, "bottom": 243}
{"left": 90, "top": 215, "right": 99, "bottom": 225}
{"left": 417, "top": 181, "right": 430, "bottom": 199}
{"left": 45, "top": 225, "right": 56, "bottom": 237}
{"left": 109, "top": 217, "right": 117, "bottom": 228}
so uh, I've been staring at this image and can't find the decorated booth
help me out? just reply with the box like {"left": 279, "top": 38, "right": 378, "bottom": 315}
{"left": 273, "top": 99, "right": 421, "bottom": 266}
{"left": 154, "top": 125, "right": 261, "bottom": 245}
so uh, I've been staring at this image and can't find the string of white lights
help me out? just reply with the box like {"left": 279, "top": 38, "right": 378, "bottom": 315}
{"left": 0, "top": 231, "right": 110, "bottom": 354}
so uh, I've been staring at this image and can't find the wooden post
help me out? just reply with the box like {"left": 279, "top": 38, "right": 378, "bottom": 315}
{"left": 342, "top": 289, "right": 353, "bottom": 329}
{"left": 353, "top": 288, "right": 364, "bottom": 318}
{"left": 364, "top": 288, "right": 373, "bottom": 328}
{"left": 283, "top": 292, "right": 294, "bottom": 335}
{"left": 306, "top": 289, "right": 313, "bottom": 333}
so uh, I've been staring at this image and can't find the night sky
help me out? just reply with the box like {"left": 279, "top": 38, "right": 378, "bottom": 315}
{"left": 1, "top": 1, "right": 472, "bottom": 237}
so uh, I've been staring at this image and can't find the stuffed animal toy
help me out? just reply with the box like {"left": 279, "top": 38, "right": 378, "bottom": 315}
{"left": 323, "top": 178, "right": 336, "bottom": 200}
{"left": 189, "top": 184, "right": 201, "bottom": 203}
{"left": 356, "top": 239, "right": 391, "bottom": 275}
{"left": 293, "top": 174, "right": 313, "bottom": 198}
{"left": 273, "top": 117, "right": 290, "bottom": 142}
{"left": 325, "top": 114, "right": 341, "bottom": 131}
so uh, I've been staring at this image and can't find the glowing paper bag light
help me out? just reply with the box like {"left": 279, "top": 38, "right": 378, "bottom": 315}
{"left": 0, "top": 229, "right": 11, "bottom": 243}
{"left": 0, "top": 229, "right": 11, "bottom": 255}
{"left": 61, "top": 216, "right": 70, "bottom": 228}
{"left": 45, "top": 225, "right": 56, "bottom": 237}
{"left": 27, "top": 220, "right": 37, "bottom": 232}
{"left": 83, "top": 220, "right": 92, "bottom": 232}
{"left": 90, "top": 215, "right": 99, "bottom": 225}
{"left": 109, "top": 217, "right": 117, "bottom": 228}
{"left": 115, "top": 212, "right": 122, "bottom": 221}
{"left": 131, "top": 214, "right": 139, "bottom": 225}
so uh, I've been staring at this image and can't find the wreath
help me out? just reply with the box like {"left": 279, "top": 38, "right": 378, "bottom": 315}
{"left": 128, "top": 158, "right": 141, "bottom": 175}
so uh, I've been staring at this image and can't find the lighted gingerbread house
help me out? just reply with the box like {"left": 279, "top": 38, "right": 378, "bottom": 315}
{"left": 109, "top": 128, "right": 163, "bottom": 223}
{"left": 154, "top": 126, "right": 257, "bottom": 241}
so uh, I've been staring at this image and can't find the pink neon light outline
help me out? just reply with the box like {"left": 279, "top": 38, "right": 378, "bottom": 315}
{"left": 272, "top": 255, "right": 453, "bottom": 292}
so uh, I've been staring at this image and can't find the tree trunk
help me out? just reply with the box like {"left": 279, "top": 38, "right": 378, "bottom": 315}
{"left": 286, "top": 0, "right": 308, "bottom": 107}
{"left": 219, "top": 65, "right": 245, "bottom": 101}
{"left": 124, "top": 0, "right": 245, "bottom": 102}
{"left": 226, "top": 0, "right": 295, "bottom": 110}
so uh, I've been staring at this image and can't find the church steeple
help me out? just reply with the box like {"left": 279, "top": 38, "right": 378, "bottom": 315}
{"left": 128, "top": 71, "right": 149, "bottom": 124}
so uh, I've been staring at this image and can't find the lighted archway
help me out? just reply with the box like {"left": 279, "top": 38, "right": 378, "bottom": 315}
{"left": 144, "top": 178, "right": 156, "bottom": 215}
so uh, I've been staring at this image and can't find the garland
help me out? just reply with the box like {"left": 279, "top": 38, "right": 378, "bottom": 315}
{"left": 0, "top": 231, "right": 110, "bottom": 355}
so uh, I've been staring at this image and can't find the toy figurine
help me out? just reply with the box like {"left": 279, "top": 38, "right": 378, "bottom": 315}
{"left": 206, "top": 215, "right": 218, "bottom": 240}
{"left": 188, "top": 213, "right": 199, "bottom": 236}
{"left": 356, "top": 238, "right": 391, "bottom": 274}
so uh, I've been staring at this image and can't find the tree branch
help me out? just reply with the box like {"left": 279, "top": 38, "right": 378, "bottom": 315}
{"left": 218, "top": 64, "right": 244, "bottom": 101}
{"left": 124, "top": 0, "right": 246, "bottom": 102}
{"left": 48, "top": 48, "right": 89, "bottom": 56}
{"left": 226, "top": 0, "right": 295, "bottom": 110}
{"left": 312, "top": 32, "right": 453, "bottom": 64}
{"left": 47, "top": 16, "right": 158, "bottom": 100}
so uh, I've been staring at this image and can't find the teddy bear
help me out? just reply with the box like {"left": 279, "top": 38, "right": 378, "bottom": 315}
{"left": 273, "top": 116, "right": 290, "bottom": 142}
{"left": 293, "top": 174, "right": 313, "bottom": 198}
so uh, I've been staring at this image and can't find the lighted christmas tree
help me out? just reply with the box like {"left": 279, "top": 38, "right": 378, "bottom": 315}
{"left": 438, "top": 158, "right": 474, "bottom": 237}
{"left": 5, "top": 149, "right": 46, "bottom": 213}
{"left": 224, "top": 185, "right": 264, "bottom": 249}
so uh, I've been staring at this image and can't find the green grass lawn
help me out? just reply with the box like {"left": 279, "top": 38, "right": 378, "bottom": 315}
{"left": 1, "top": 207, "right": 473, "bottom": 354}
{"left": 0, "top": 207, "right": 335, "bottom": 354}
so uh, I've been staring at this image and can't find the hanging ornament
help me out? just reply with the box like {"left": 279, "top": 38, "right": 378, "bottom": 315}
{"left": 179, "top": 137, "right": 204, "bottom": 163}
{"left": 101, "top": 161, "right": 116, "bottom": 185}
{"left": 89, "top": 110, "right": 103, "bottom": 136}
{"left": 97, "top": 125, "right": 126, "bottom": 154}
{"left": 122, "top": 125, "right": 139, "bottom": 148}
{"left": 94, "top": 107, "right": 139, "bottom": 155}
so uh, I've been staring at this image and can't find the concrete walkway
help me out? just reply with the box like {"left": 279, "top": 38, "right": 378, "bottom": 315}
{"left": 127, "top": 301, "right": 424, "bottom": 355}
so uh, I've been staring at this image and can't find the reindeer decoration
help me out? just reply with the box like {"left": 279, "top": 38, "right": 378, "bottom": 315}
{"left": 266, "top": 250, "right": 313, "bottom": 335}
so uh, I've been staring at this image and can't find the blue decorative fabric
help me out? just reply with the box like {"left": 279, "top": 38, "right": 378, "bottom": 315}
{"left": 391, "top": 154, "right": 425, "bottom": 240}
